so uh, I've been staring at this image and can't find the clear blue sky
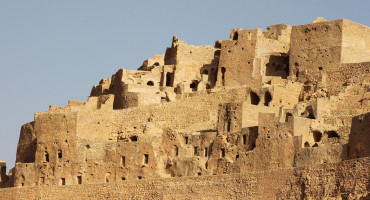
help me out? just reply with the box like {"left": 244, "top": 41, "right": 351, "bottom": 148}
{"left": 0, "top": 1, "right": 369, "bottom": 172}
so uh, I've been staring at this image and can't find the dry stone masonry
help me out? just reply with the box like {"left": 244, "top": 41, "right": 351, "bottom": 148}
{"left": 0, "top": 18, "right": 369, "bottom": 199}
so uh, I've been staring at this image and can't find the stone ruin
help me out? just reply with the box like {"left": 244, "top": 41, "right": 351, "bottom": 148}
{"left": 0, "top": 18, "right": 369, "bottom": 199}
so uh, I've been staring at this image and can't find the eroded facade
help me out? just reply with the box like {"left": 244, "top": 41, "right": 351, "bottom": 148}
{"left": 1, "top": 18, "right": 369, "bottom": 198}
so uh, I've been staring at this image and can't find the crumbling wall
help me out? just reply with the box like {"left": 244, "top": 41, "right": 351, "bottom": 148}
{"left": 217, "top": 28, "right": 259, "bottom": 87}
{"left": 16, "top": 122, "right": 36, "bottom": 163}
{"left": 78, "top": 87, "right": 250, "bottom": 142}
{"left": 242, "top": 113, "right": 295, "bottom": 171}
{"left": 7, "top": 18, "right": 370, "bottom": 196}
{"left": 13, "top": 111, "right": 78, "bottom": 187}
{"left": 0, "top": 161, "right": 7, "bottom": 188}
{"left": 165, "top": 36, "right": 217, "bottom": 89}
{"left": 138, "top": 54, "right": 165, "bottom": 71}
{"left": 348, "top": 113, "right": 370, "bottom": 159}
{"left": 325, "top": 62, "right": 370, "bottom": 95}
{"left": 290, "top": 20, "right": 343, "bottom": 77}
{"left": 0, "top": 158, "right": 368, "bottom": 199}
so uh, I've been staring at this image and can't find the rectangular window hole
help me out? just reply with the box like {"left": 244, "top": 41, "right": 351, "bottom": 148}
{"left": 174, "top": 146, "right": 178, "bottom": 156}
{"left": 77, "top": 176, "right": 82, "bottom": 184}
{"left": 45, "top": 152, "right": 49, "bottom": 162}
{"left": 144, "top": 154, "right": 149, "bottom": 164}
{"left": 122, "top": 156, "right": 126, "bottom": 166}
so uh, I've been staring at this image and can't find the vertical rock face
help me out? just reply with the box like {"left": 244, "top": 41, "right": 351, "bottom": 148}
{"left": 1, "top": 18, "right": 369, "bottom": 198}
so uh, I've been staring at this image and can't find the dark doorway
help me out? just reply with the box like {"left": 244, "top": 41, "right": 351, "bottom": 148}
{"left": 221, "top": 67, "right": 226, "bottom": 86}
{"left": 264, "top": 91, "right": 272, "bottom": 106}
{"left": 166, "top": 72, "right": 173, "bottom": 87}
{"left": 250, "top": 92, "right": 260, "bottom": 105}
{"left": 147, "top": 81, "right": 154, "bottom": 86}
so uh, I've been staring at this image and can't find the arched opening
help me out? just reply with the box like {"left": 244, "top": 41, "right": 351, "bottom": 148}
{"left": 147, "top": 81, "right": 154, "bottom": 86}
{"left": 190, "top": 81, "right": 198, "bottom": 91}
{"left": 264, "top": 91, "right": 272, "bottom": 106}
{"left": 221, "top": 67, "right": 226, "bottom": 86}
{"left": 166, "top": 72, "right": 173, "bottom": 87}
{"left": 327, "top": 131, "right": 339, "bottom": 138}
{"left": 304, "top": 141, "right": 310, "bottom": 148}
{"left": 153, "top": 62, "right": 160, "bottom": 66}
{"left": 202, "top": 70, "right": 208, "bottom": 75}
{"left": 313, "top": 131, "right": 322, "bottom": 142}
{"left": 233, "top": 32, "right": 239, "bottom": 40}
{"left": 250, "top": 91, "right": 260, "bottom": 105}
{"left": 285, "top": 113, "right": 293, "bottom": 122}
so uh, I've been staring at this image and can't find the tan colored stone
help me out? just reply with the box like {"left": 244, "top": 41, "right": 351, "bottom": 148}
{"left": 1, "top": 18, "right": 369, "bottom": 199}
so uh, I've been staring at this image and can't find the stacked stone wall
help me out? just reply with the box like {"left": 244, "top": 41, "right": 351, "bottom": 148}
{"left": 0, "top": 158, "right": 368, "bottom": 200}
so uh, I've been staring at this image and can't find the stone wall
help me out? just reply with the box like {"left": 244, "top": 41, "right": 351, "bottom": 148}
{"left": 290, "top": 20, "right": 343, "bottom": 76}
{"left": 13, "top": 87, "right": 251, "bottom": 187}
{"left": 341, "top": 20, "right": 370, "bottom": 64}
{"left": 4, "top": 18, "right": 370, "bottom": 197}
{"left": 0, "top": 158, "right": 368, "bottom": 200}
